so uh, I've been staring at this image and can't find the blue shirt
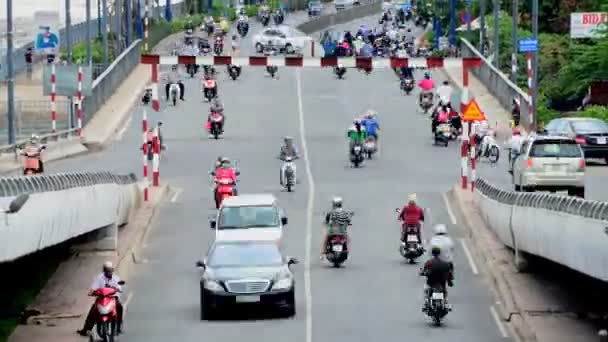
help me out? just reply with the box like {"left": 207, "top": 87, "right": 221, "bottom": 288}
{"left": 361, "top": 118, "right": 379, "bottom": 135}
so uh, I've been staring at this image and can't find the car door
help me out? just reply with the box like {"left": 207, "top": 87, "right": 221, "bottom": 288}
{"left": 275, "top": 30, "right": 288, "bottom": 48}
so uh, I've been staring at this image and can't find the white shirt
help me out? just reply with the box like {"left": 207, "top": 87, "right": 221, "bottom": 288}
{"left": 509, "top": 134, "right": 525, "bottom": 153}
{"left": 90, "top": 273, "right": 123, "bottom": 299}
{"left": 428, "top": 235, "right": 454, "bottom": 263}
{"left": 436, "top": 85, "right": 453, "bottom": 103}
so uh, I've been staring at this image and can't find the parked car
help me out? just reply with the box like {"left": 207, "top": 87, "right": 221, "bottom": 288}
{"left": 196, "top": 240, "right": 298, "bottom": 319}
{"left": 252, "top": 26, "right": 307, "bottom": 54}
{"left": 512, "top": 135, "right": 586, "bottom": 197}
{"left": 308, "top": 0, "right": 323, "bottom": 16}
{"left": 544, "top": 117, "right": 608, "bottom": 164}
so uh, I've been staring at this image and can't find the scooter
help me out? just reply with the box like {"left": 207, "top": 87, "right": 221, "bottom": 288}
{"left": 214, "top": 37, "right": 223, "bottom": 55}
{"left": 400, "top": 77, "right": 415, "bottom": 95}
{"left": 227, "top": 65, "right": 241, "bottom": 80}
{"left": 476, "top": 134, "right": 500, "bottom": 164}
{"left": 334, "top": 66, "right": 346, "bottom": 79}
{"left": 22, "top": 145, "right": 46, "bottom": 175}
{"left": 281, "top": 156, "right": 296, "bottom": 192}
{"left": 395, "top": 208, "right": 425, "bottom": 263}
{"left": 350, "top": 142, "right": 364, "bottom": 167}
{"left": 434, "top": 123, "right": 451, "bottom": 147}
{"left": 208, "top": 111, "right": 224, "bottom": 139}
{"left": 324, "top": 211, "right": 354, "bottom": 267}
{"left": 237, "top": 21, "right": 249, "bottom": 37}
{"left": 363, "top": 136, "right": 377, "bottom": 159}
{"left": 169, "top": 83, "right": 180, "bottom": 106}
{"left": 215, "top": 177, "right": 234, "bottom": 209}
{"left": 88, "top": 280, "right": 125, "bottom": 342}
{"left": 261, "top": 14, "right": 270, "bottom": 26}
{"left": 420, "top": 94, "right": 433, "bottom": 114}
{"left": 203, "top": 79, "right": 217, "bottom": 102}
{"left": 266, "top": 65, "right": 278, "bottom": 78}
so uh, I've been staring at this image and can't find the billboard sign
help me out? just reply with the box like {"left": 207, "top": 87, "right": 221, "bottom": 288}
{"left": 43, "top": 65, "right": 93, "bottom": 97}
{"left": 34, "top": 11, "right": 61, "bottom": 54}
{"left": 570, "top": 12, "right": 608, "bottom": 39}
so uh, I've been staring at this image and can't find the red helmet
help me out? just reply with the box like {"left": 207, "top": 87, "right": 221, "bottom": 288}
{"left": 512, "top": 127, "right": 521, "bottom": 135}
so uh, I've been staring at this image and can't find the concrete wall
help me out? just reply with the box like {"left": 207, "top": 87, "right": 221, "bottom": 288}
{"left": 459, "top": 38, "right": 531, "bottom": 129}
{"left": 0, "top": 172, "right": 140, "bottom": 262}
{"left": 474, "top": 178, "right": 608, "bottom": 282}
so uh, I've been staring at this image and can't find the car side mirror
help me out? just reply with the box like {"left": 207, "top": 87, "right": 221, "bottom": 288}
{"left": 287, "top": 257, "right": 299, "bottom": 265}
{"left": 210, "top": 219, "right": 216, "bottom": 229}
{"left": 195, "top": 260, "right": 206, "bottom": 269}
{"left": 281, "top": 217, "right": 288, "bottom": 225}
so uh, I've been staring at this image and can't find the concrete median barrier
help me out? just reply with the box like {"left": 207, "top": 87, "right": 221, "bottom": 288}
{"left": 0, "top": 172, "right": 140, "bottom": 262}
{"left": 473, "top": 177, "right": 608, "bottom": 282}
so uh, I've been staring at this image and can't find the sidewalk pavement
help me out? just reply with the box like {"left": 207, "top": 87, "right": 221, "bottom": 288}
{"left": 7, "top": 185, "right": 168, "bottom": 342}
{"left": 451, "top": 186, "right": 599, "bottom": 342}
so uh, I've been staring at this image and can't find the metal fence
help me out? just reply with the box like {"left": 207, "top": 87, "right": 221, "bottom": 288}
{"left": 0, "top": 171, "right": 137, "bottom": 197}
{"left": 0, "top": 100, "right": 71, "bottom": 144}
{"left": 476, "top": 178, "right": 608, "bottom": 221}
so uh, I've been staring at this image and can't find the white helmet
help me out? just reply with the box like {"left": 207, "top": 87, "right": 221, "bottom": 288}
{"left": 434, "top": 224, "right": 447, "bottom": 235}
{"left": 103, "top": 261, "right": 114, "bottom": 271}
{"left": 408, "top": 193, "right": 417, "bottom": 203}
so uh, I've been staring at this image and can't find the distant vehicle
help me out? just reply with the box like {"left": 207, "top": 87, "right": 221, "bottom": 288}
{"left": 252, "top": 26, "right": 307, "bottom": 54}
{"left": 543, "top": 117, "right": 608, "bottom": 164}
{"left": 335, "top": 0, "right": 356, "bottom": 10}
{"left": 196, "top": 240, "right": 298, "bottom": 319}
{"left": 210, "top": 194, "right": 288, "bottom": 242}
{"left": 511, "top": 135, "right": 586, "bottom": 197}
{"left": 308, "top": 0, "right": 323, "bottom": 16}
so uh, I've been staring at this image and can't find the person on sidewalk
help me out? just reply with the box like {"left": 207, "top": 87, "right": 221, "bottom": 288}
{"left": 77, "top": 261, "right": 124, "bottom": 336}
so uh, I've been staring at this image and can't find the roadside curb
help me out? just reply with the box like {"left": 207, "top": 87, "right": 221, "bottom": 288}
{"left": 448, "top": 185, "right": 537, "bottom": 342}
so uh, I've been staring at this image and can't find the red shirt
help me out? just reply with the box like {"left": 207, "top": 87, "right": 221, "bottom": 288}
{"left": 400, "top": 204, "right": 424, "bottom": 225}
{"left": 215, "top": 167, "right": 236, "bottom": 183}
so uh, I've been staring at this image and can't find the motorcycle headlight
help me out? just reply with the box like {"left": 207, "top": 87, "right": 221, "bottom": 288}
{"left": 272, "top": 277, "right": 293, "bottom": 290}
{"left": 204, "top": 280, "right": 225, "bottom": 292}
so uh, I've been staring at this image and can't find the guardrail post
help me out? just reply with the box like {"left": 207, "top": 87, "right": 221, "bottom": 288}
{"left": 599, "top": 330, "right": 607, "bottom": 342}
{"left": 152, "top": 124, "right": 160, "bottom": 186}
{"left": 142, "top": 109, "right": 149, "bottom": 201}
{"left": 77, "top": 65, "right": 84, "bottom": 136}
{"left": 151, "top": 64, "right": 159, "bottom": 112}
{"left": 51, "top": 64, "right": 57, "bottom": 134}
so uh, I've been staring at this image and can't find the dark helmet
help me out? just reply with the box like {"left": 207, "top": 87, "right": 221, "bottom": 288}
{"left": 431, "top": 246, "right": 441, "bottom": 257}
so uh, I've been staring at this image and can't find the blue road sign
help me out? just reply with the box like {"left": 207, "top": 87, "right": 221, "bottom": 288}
{"left": 519, "top": 38, "right": 538, "bottom": 53}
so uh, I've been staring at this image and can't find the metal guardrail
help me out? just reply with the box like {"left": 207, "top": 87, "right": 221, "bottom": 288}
{"left": 0, "top": 128, "right": 80, "bottom": 155}
{"left": 0, "top": 171, "right": 137, "bottom": 197}
{"left": 476, "top": 178, "right": 608, "bottom": 221}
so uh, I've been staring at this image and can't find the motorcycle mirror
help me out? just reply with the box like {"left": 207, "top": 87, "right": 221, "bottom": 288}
{"left": 117, "top": 280, "right": 126, "bottom": 285}
{"left": 287, "top": 257, "right": 299, "bottom": 265}
{"left": 281, "top": 217, "right": 288, "bottom": 225}
{"left": 209, "top": 171, "right": 216, "bottom": 176}
{"left": 195, "top": 260, "right": 206, "bottom": 268}
{"left": 209, "top": 219, "right": 217, "bottom": 229}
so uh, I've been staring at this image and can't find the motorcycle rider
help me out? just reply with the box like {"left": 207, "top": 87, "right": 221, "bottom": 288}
{"left": 509, "top": 127, "right": 524, "bottom": 164}
{"left": 77, "top": 261, "right": 124, "bottom": 336}
{"left": 398, "top": 193, "right": 424, "bottom": 244}
{"left": 436, "top": 80, "right": 453, "bottom": 108}
{"left": 278, "top": 136, "right": 300, "bottom": 186}
{"left": 360, "top": 111, "right": 380, "bottom": 140}
{"left": 211, "top": 157, "right": 238, "bottom": 208}
{"left": 231, "top": 34, "right": 240, "bottom": 54}
{"left": 334, "top": 63, "right": 346, "bottom": 78}
{"left": 203, "top": 69, "right": 218, "bottom": 98}
{"left": 22, "top": 134, "right": 45, "bottom": 173}
{"left": 421, "top": 246, "right": 454, "bottom": 309}
{"left": 321, "top": 197, "right": 352, "bottom": 259}
{"left": 165, "top": 65, "right": 185, "bottom": 101}
{"left": 418, "top": 72, "right": 435, "bottom": 106}
{"left": 432, "top": 104, "right": 450, "bottom": 134}
{"left": 347, "top": 119, "right": 367, "bottom": 155}
{"left": 429, "top": 224, "right": 455, "bottom": 273}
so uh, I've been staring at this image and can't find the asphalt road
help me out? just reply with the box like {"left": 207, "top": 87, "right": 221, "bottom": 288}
{"left": 31, "top": 14, "right": 511, "bottom": 342}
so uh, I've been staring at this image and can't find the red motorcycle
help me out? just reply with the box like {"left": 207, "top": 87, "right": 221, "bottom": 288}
{"left": 203, "top": 79, "right": 217, "bottom": 102}
{"left": 207, "top": 111, "right": 224, "bottom": 139}
{"left": 22, "top": 145, "right": 46, "bottom": 175}
{"left": 396, "top": 208, "right": 425, "bottom": 263}
{"left": 215, "top": 177, "right": 234, "bottom": 208}
{"left": 89, "top": 281, "right": 124, "bottom": 342}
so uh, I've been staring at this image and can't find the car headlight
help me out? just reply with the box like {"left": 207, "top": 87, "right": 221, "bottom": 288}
{"left": 204, "top": 280, "right": 224, "bottom": 292}
{"left": 272, "top": 276, "right": 293, "bottom": 290}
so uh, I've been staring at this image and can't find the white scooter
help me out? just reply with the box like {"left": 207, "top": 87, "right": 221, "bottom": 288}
{"left": 280, "top": 156, "right": 297, "bottom": 192}
{"left": 476, "top": 133, "right": 500, "bottom": 164}
{"left": 169, "top": 83, "right": 180, "bottom": 106}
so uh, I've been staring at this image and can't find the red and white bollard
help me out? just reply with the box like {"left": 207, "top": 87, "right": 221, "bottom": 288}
{"left": 51, "top": 63, "right": 57, "bottom": 133}
{"left": 526, "top": 52, "right": 534, "bottom": 131}
{"left": 142, "top": 109, "right": 149, "bottom": 202}
{"left": 460, "top": 65, "right": 470, "bottom": 113}
{"left": 470, "top": 131, "right": 476, "bottom": 192}
{"left": 144, "top": 0, "right": 149, "bottom": 52}
{"left": 151, "top": 64, "right": 160, "bottom": 112}
{"left": 77, "top": 66, "right": 84, "bottom": 136}
{"left": 460, "top": 137, "right": 469, "bottom": 189}
{"left": 152, "top": 125, "right": 160, "bottom": 186}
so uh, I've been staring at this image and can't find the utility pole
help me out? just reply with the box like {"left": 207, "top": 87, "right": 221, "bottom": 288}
{"left": 531, "top": 0, "right": 538, "bottom": 131}
{"left": 449, "top": 0, "right": 456, "bottom": 48}
{"left": 493, "top": 0, "right": 499, "bottom": 67}
{"left": 511, "top": 0, "right": 518, "bottom": 83}
{"left": 97, "top": 0, "right": 102, "bottom": 36}
{"left": 102, "top": 0, "right": 109, "bottom": 66}
{"left": 6, "top": 0, "right": 16, "bottom": 145}
{"left": 86, "top": 0, "right": 92, "bottom": 65}
{"left": 66, "top": 0, "right": 75, "bottom": 130}
{"left": 480, "top": 0, "right": 486, "bottom": 53}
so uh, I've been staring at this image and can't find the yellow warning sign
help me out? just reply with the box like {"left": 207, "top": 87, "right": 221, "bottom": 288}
{"left": 462, "top": 99, "right": 486, "bottom": 122}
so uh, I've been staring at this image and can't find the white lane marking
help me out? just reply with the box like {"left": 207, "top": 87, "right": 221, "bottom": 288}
{"left": 490, "top": 305, "right": 510, "bottom": 338}
{"left": 115, "top": 115, "right": 132, "bottom": 141}
{"left": 459, "top": 238, "right": 479, "bottom": 275}
{"left": 170, "top": 188, "right": 182, "bottom": 202}
{"left": 296, "top": 69, "right": 314, "bottom": 342}
{"left": 123, "top": 291, "right": 134, "bottom": 312}
{"left": 442, "top": 192, "right": 457, "bottom": 225}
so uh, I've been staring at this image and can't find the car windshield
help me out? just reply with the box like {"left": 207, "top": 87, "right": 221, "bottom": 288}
{"left": 572, "top": 120, "right": 608, "bottom": 134}
{"left": 218, "top": 205, "right": 280, "bottom": 229}
{"left": 208, "top": 243, "right": 283, "bottom": 267}
{"left": 529, "top": 141, "right": 581, "bottom": 158}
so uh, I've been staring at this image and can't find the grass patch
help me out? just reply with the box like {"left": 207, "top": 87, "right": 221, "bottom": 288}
{"left": 0, "top": 243, "right": 71, "bottom": 342}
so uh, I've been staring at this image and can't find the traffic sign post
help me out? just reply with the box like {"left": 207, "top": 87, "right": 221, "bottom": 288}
{"left": 518, "top": 38, "right": 538, "bottom": 53}
{"left": 461, "top": 99, "right": 486, "bottom": 122}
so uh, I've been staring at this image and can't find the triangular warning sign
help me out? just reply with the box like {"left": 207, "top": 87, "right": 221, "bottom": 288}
{"left": 462, "top": 99, "right": 486, "bottom": 121}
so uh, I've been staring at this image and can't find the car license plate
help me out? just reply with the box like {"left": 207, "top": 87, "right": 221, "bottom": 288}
{"left": 407, "top": 235, "right": 418, "bottom": 242}
{"left": 597, "top": 137, "right": 606, "bottom": 144}
{"left": 432, "top": 292, "right": 444, "bottom": 300}
{"left": 332, "top": 245, "right": 343, "bottom": 252}
{"left": 236, "top": 295, "right": 260, "bottom": 303}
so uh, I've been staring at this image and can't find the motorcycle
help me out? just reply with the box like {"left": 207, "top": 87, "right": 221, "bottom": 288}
{"left": 214, "top": 177, "right": 235, "bottom": 209}
{"left": 208, "top": 111, "right": 224, "bottom": 139}
{"left": 421, "top": 283, "right": 450, "bottom": 326}
{"left": 324, "top": 212, "right": 354, "bottom": 267}
{"left": 334, "top": 66, "right": 346, "bottom": 79}
{"left": 169, "top": 83, "right": 180, "bottom": 106}
{"left": 205, "top": 22, "right": 215, "bottom": 37}
{"left": 394, "top": 208, "right": 425, "bottom": 263}
{"left": 476, "top": 134, "right": 500, "bottom": 164}
{"left": 227, "top": 65, "right": 241, "bottom": 80}
{"left": 281, "top": 156, "right": 297, "bottom": 192}
{"left": 187, "top": 64, "right": 197, "bottom": 77}
{"left": 350, "top": 142, "right": 364, "bottom": 167}
{"left": 22, "top": 145, "right": 46, "bottom": 175}
{"left": 88, "top": 280, "right": 125, "bottom": 342}
{"left": 400, "top": 77, "right": 414, "bottom": 95}
{"left": 363, "top": 136, "right": 377, "bottom": 159}
{"left": 237, "top": 21, "right": 249, "bottom": 37}
{"left": 273, "top": 11, "right": 284, "bottom": 25}
{"left": 261, "top": 14, "right": 270, "bottom": 26}
{"left": 420, "top": 94, "right": 433, "bottom": 114}
{"left": 434, "top": 123, "right": 451, "bottom": 147}
{"left": 266, "top": 65, "right": 278, "bottom": 78}
{"left": 214, "top": 37, "right": 223, "bottom": 55}
{"left": 203, "top": 79, "right": 217, "bottom": 102}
